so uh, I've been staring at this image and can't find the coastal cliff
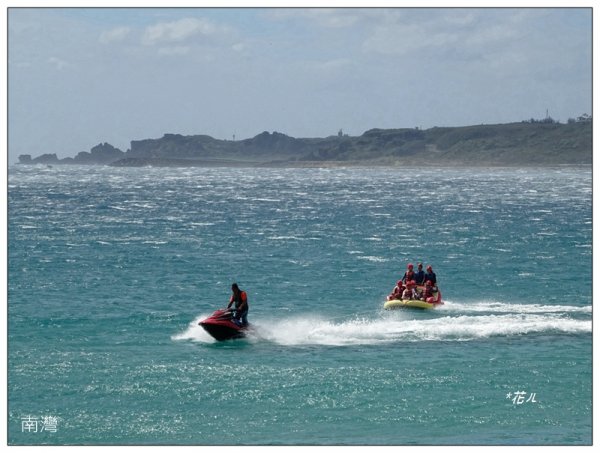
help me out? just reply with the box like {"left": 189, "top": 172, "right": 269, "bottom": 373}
{"left": 18, "top": 120, "right": 592, "bottom": 167}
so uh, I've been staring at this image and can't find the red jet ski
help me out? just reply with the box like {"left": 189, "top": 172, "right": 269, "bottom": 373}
{"left": 199, "top": 309, "right": 248, "bottom": 341}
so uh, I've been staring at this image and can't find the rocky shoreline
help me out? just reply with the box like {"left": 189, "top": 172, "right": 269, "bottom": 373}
{"left": 18, "top": 120, "right": 592, "bottom": 167}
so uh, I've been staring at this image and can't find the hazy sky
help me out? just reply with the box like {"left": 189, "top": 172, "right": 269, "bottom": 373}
{"left": 7, "top": 6, "right": 592, "bottom": 162}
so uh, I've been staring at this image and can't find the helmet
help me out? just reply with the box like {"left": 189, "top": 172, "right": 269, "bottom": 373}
{"left": 407, "top": 263, "right": 414, "bottom": 270}
{"left": 426, "top": 265, "right": 432, "bottom": 271}
{"left": 397, "top": 280, "right": 403, "bottom": 286}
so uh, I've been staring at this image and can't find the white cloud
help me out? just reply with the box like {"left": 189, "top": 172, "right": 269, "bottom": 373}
{"left": 360, "top": 10, "right": 533, "bottom": 58}
{"left": 47, "top": 56, "right": 71, "bottom": 70}
{"left": 362, "top": 21, "right": 459, "bottom": 56}
{"left": 302, "top": 9, "right": 360, "bottom": 28}
{"left": 232, "top": 42, "right": 247, "bottom": 53}
{"left": 142, "top": 17, "right": 220, "bottom": 46}
{"left": 442, "top": 12, "right": 477, "bottom": 27}
{"left": 99, "top": 26, "right": 131, "bottom": 44}
{"left": 266, "top": 8, "right": 360, "bottom": 28}
{"left": 157, "top": 46, "right": 191, "bottom": 56}
{"left": 307, "top": 58, "right": 353, "bottom": 75}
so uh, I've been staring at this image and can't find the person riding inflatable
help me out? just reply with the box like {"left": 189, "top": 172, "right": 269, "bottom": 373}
{"left": 402, "top": 263, "right": 415, "bottom": 284}
{"left": 387, "top": 280, "right": 405, "bottom": 301}
{"left": 402, "top": 280, "right": 419, "bottom": 300}
{"left": 421, "top": 280, "right": 436, "bottom": 303}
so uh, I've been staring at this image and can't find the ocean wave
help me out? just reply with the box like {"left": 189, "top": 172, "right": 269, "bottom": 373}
{"left": 356, "top": 256, "right": 388, "bottom": 263}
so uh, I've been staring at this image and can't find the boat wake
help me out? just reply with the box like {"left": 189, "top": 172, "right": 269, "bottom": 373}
{"left": 444, "top": 300, "right": 591, "bottom": 314}
{"left": 172, "top": 301, "right": 591, "bottom": 346}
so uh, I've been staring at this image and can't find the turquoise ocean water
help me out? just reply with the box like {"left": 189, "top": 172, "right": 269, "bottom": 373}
{"left": 8, "top": 165, "right": 592, "bottom": 445}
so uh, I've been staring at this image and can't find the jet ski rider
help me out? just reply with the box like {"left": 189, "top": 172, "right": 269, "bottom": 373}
{"left": 227, "top": 283, "right": 249, "bottom": 327}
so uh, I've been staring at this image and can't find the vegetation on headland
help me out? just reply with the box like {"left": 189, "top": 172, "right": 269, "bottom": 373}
{"left": 18, "top": 118, "right": 592, "bottom": 167}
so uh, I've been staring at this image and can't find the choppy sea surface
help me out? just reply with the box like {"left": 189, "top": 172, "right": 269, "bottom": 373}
{"left": 8, "top": 165, "right": 592, "bottom": 445}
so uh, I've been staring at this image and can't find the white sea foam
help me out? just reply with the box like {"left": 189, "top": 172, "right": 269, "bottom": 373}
{"left": 173, "top": 305, "right": 591, "bottom": 346}
{"left": 250, "top": 312, "right": 591, "bottom": 346}
{"left": 444, "top": 300, "right": 591, "bottom": 314}
{"left": 171, "top": 313, "right": 216, "bottom": 343}
{"left": 267, "top": 235, "right": 303, "bottom": 241}
{"left": 356, "top": 256, "right": 388, "bottom": 263}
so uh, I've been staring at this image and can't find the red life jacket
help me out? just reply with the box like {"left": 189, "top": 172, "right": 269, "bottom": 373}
{"left": 230, "top": 291, "right": 248, "bottom": 309}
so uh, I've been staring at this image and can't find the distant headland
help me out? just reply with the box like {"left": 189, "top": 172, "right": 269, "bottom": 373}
{"left": 18, "top": 118, "right": 592, "bottom": 167}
